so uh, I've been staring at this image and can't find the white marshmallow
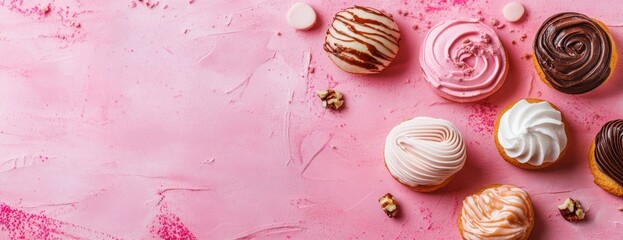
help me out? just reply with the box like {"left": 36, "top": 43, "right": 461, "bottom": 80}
{"left": 287, "top": 2, "right": 317, "bottom": 30}
{"left": 503, "top": 2, "right": 525, "bottom": 22}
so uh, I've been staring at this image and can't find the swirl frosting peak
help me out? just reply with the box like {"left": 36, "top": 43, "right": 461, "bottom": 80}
{"left": 384, "top": 117, "right": 466, "bottom": 187}
{"left": 420, "top": 19, "right": 508, "bottom": 102}
{"left": 534, "top": 12, "right": 614, "bottom": 94}
{"left": 497, "top": 99, "right": 567, "bottom": 166}
{"left": 595, "top": 119, "right": 623, "bottom": 186}
{"left": 460, "top": 184, "right": 534, "bottom": 240}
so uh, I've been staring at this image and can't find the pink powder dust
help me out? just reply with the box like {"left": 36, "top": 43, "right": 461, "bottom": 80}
{"left": 0, "top": 203, "right": 62, "bottom": 239}
{"left": 151, "top": 205, "right": 197, "bottom": 240}
{"left": 467, "top": 101, "right": 498, "bottom": 135}
{"left": 423, "top": 0, "right": 473, "bottom": 13}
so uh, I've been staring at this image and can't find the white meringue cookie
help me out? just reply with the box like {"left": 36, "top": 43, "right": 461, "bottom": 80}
{"left": 497, "top": 99, "right": 567, "bottom": 166}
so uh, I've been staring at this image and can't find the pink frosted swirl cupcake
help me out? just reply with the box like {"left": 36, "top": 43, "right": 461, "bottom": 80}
{"left": 420, "top": 19, "right": 508, "bottom": 102}
{"left": 458, "top": 184, "right": 534, "bottom": 240}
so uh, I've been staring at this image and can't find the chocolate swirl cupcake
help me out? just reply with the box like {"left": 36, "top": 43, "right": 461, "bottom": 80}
{"left": 589, "top": 119, "right": 623, "bottom": 197}
{"left": 534, "top": 12, "right": 617, "bottom": 94}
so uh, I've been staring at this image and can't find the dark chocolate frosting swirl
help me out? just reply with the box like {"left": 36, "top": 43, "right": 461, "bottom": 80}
{"left": 534, "top": 12, "right": 613, "bottom": 94}
{"left": 595, "top": 119, "right": 623, "bottom": 186}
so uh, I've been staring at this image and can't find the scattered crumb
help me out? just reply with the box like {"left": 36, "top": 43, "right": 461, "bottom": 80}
{"left": 558, "top": 198, "right": 586, "bottom": 222}
{"left": 618, "top": 206, "right": 623, "bottom": 211}
{"left": 331, "top": 146, "right": 337, "bottom": 150}
{"left": 40, "top": 5, "right": 51, "bottom": 14}
{"left": 379, "top": 193, "right": 399, "bottom": 218}
{"left": 403, "top": 11, "right": 409, "bottom": 16}
{"left": 308, "top": 66, "right": 315, "bottom": 73}
{"left": 512, "top": 40, "right": 516, "bottom": 45}
{"left": 132, "top": 0, "right": 161, "bottom": 9}
{"left": 412, "top": 24, "right": 419, "bottom": 30}
{"left": 523, "top": 53, "right": 532, "bottom": 60}
{"left": 277, "top": 32, "right": 282, "bottom": 36}
{"left": 496, "top": 23, "right": 505, "bottom": 29}
{"left": 70, "top": 20, "right": 81, "bottom": 28}
{"left": 520, "top": 34, "right": 528, "bottom": 41}
{"left": 316, "top": 89, "right": 344, "bottom": 110}
{"left": 490, "top": 18, "right": 499, "bottom": 26}
{"left": 510, "top": 29, "right": 515, "bottom": 33}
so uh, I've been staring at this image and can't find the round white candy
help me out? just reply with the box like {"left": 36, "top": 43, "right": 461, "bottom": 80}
{"left": 287, "top": 2, "right": 317, "bottom": 30}
{"left": 503, "top": 2, "right": 525, "bottom": 22}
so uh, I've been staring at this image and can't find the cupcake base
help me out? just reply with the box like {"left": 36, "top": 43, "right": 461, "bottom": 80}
{"left": 493, "top": 98, "right": 569, "bottom": 170}
{"left": 384, "top": 161, "right": 455, "bottom": 192}
{"left": 588, "top": 140, "right": 623, "bottom": 197}
{"left": 457, "top": 184, "right": 534, "bottom": 240}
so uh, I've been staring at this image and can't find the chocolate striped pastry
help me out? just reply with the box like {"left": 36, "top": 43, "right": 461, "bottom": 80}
{"left": 324, "top": 6, "right": 401, "bottom": 74}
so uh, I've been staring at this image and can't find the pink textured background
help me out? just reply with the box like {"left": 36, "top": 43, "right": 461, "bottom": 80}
{"left": 1, "top": 0, "right": 622, "bottom": 239}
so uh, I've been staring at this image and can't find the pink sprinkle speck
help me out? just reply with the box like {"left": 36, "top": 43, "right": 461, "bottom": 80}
{"left": 425, "top": 5, "right": 446, "bottom": 13}
{"left": 452, "top": 0, "right": 470, "bottom": 6}
{"left": 424, "top": 0, "right": 472, "bottom": 13}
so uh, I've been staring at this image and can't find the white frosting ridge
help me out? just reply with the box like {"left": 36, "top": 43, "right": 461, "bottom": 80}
{"left": 460, "top": 184, "right": 533, "bottom": 240}
{"left": 497, "top": 99, "right": 567, "bottom": 166}
{"left": 384, "top": 117, "right": 466, "bottom": 187}
{"left": 324, "top": 6, "right": 400, "bottom": 74}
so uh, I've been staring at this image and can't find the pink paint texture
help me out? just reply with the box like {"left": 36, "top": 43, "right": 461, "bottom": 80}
{"left": 1, "top": 0, "right": 623, "bottom": 239}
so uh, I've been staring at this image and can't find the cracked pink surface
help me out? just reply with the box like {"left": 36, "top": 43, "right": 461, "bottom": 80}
{"left": 1, "top": 0, "right": 623, "bottom": 239}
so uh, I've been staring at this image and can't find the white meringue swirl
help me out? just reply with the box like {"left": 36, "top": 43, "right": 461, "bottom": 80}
{"left": 497, "top": 99, "right": 567, "bottom": 166}
{"left": 384, "top": 117, "right": 466, "bottom": 187}
{"left": 460, "top": 184, "right": 534, "bottom": 240}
